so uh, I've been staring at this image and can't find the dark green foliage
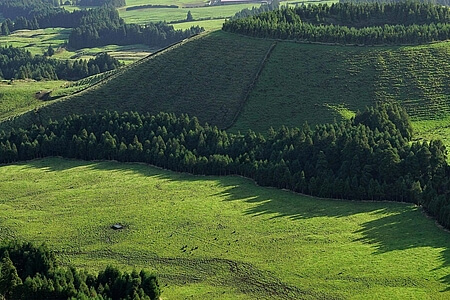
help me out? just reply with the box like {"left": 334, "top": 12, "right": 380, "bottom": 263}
{"left": 341, "top": 0, "right": 450, "bottom": 7}
{"left": 0, "top": 46, "right": 122, "bottom": 80}
{"left": 223, "top": 1, "right": 450, "bottom": 45}
{"left": 0, "top": 104, "right": 449, "bottom": 230}
{"left": 67, "top": 7, "right": 204, "bottom": 49}
{"left": 0, "top": 4, "right": 203, "bottom": 50}
{"left": 0, "top": 241, "right": 160, "bottom": 300}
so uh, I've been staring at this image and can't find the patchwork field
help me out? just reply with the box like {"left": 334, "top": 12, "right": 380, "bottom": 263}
{"left": 0, "top": 28, "right": 154, "bottom": 63}
{"left": 0, "top": 157, "right": 449, "bottom": 299}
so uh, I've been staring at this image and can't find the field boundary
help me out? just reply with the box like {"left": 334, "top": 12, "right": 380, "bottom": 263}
{"left": 225, "top": 41, "right": 277, "bottom": 130}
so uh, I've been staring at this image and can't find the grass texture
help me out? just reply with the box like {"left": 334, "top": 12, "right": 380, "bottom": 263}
{"left": 0, "top": 157, "right": 449, "bottom": 299}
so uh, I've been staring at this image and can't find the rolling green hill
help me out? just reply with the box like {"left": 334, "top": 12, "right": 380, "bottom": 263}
{"left": 0, "top": 158, "right": 449, "bottom": 299}
{"left": 1, "top": 31, "right": 449, "bottom": 145}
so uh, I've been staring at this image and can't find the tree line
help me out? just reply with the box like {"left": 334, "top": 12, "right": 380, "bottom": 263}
{"left": 0, "top": 46, "right": 122, "bottom": 80}
{"left": 222, "top": 1, "right": 450, "bottom": 45}
{"left": 67, "top": 8, "right": 204, "bottom": 49}
{"left": 340, "top": 0, "right": 450, "bottom": 8}
{"left": 0, "top": 104, "right": 449, "bottom": 229}
{"left": 0, "top": 4, "right": 204, "bottom": 50}
{"left": 0, "top": 240, "right": 160, "bottom": 300}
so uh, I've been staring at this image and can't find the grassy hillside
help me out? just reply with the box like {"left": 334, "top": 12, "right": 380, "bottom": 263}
{"left": 232, "top": 41, "right": 450, "bottom": 134}
{"left": 1, "top": 31, "right": 449, "bottom": 147}
{"left": 0, "top": 158, "right": 449, "bottom": 299}
{"left": 0, "top": 31, "right": 273, "bottom": 131}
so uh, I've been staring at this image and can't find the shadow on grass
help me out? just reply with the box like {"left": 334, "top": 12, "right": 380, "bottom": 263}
{"left": 18, "top": 157, "right": 450, "bottom": 289}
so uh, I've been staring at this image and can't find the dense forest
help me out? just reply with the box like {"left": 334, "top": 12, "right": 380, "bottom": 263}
{"left": 340, "top": 0, "right": 450, "bottom": 7}
{"left": 0, "top": 5, "right": 204, "bottom": 49}
{"left": 0, "top": 46, "right": 122, "bottom": 80}
{"left": 223, "top": 1, "right": 450, "bottom": 45}
{"left": 67, "top": 8, "right": 204, "bottom": 49}
{"left": 0, "top": 104, "right": 449, "bottom": 229}
{"left": 0, "top": 241, "right": 160, "bottom": 299}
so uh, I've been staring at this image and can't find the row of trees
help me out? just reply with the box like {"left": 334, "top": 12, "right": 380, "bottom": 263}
{"left": 340, "top": 0, "right": 450, "bottom": 8}
{"left": 0, "top": 5, "right": 204, "bottom": 50}
{"left": 0, "top": 241, "right": 160, "bottom": 299}
{"left": 0, "top": 46, "right": 122, "bottom": 80}
{"left": 223, "top": 2, "right": 450, "bottom": 45}
{"left": 293, "top": 1, "right": 450, "bottom": 27}
{"left": 0, "top": 104, "right": 449, "bottom": 229}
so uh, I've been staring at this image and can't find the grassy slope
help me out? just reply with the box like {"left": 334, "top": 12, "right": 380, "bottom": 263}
{"left": 0, "top": 80, "right": 67, "bottom": 122}
{"left": 232, "top": 41, "right": 450, "bottom": 134}
{"left": 0, "top": 158, "right": 449, "bottom": 299}
{"left": 0, "top": 31, "right": 273, "bottom": 130}
{"left": 1, "top": 32, "right": 449, "bottom": 147}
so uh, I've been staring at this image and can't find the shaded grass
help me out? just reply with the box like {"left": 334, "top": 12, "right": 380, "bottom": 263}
{"left": 0, "top": 157, "right": 449, "bottom": 299}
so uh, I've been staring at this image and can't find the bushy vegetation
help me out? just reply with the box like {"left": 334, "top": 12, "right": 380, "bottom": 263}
{"left": 1, "top": 105, "right": 450, "bottom": 230}
{"left": 68, "top": 8, "right": 204, "bottom": 49}
{"left": 341, "top": 0, "right": 450, "bottom": 6}
{"left": 0, "top": 240, "right": 160, "bottom": 300}
{"left": 0, "top": 46, "right": 122, "bottom": 80}
{"left": 223, "top": 1, "right": 450, "bottom": 45}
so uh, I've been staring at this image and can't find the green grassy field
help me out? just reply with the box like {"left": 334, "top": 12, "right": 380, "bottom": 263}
{"left": 118, "top": 4, "right": 258, "bottom": 24}
{"left": 0, "top": 80, "right": 68, "bottom": 122}
{"left": 172, "top": 18, "right": 225, "bottom": 30}
{"left": 0, "top": 28, "right": 154, "bottom": 63}
{"left": 0, "top": 157, "right": 449, "bottom": 299}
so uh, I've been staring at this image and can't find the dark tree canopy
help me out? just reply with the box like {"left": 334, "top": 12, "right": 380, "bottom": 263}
{"left": 0, "top": 46, "right": 122, "bottom": 80}
{"left": 0, "top": 104, "right": 449, "bottom": 229}
{"left": 0, "top": 241, "right": 160, "bottom": 300}
{"left": 223, "top": 1, "right": 450, "bottom": 45}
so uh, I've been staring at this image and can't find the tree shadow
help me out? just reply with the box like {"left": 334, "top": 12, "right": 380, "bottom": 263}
{"left": 215, "top": 183, "right": 450, "bottom": 290}
{"left": 17, "top": 158, "right": 450, "bottom": 290}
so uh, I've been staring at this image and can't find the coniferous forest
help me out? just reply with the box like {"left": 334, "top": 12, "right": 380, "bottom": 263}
{"left": 0, "top": 3, "right": 204, "bottom": 49}
{"left": 223, "top": 1, "right": 450, "bottom": 45}
{"left": 0, "top": 241, "right": 160, "bottom": 300}
{"left": 0, "top": 104, "right": 449, "bottom": 230}
{"left": 0, "top": 46, "right": 121, "bottom": 80}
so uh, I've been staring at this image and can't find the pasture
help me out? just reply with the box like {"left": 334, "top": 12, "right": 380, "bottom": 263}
{"left": 0, "top": 157, "right": 449, "bottom": 299}
{"left": 0, "top": 80, "right": 67, "bottom": 122}
{"left": 232, "top": 40, "right": 450, "bottom": 134}
{"left": 0, "top": 28, "right": 154, "bottom": 63}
